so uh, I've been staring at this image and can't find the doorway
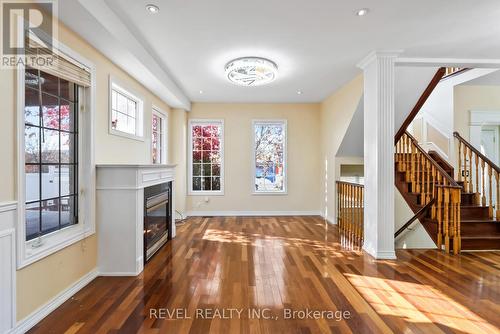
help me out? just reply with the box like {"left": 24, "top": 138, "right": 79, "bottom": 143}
{"left": 480, "top": 125, "right": 499, "bottom": 165}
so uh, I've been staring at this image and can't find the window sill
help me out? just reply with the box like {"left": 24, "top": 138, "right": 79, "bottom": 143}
{"left": 18, "top": 223, "right": 95, "bottom": 269}
{"left": 109, "top": 128, "right": 144, "bottom": 142}
{"left": 188, "top": 191, "right": 225, "bottom": 196}
{"left": 252, "top": 191, "right": 288, "bottom": 196}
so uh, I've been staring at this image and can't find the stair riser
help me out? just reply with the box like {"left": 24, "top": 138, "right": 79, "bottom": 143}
{"left": 461, "top": 239, "right": 500, "bottom": 250}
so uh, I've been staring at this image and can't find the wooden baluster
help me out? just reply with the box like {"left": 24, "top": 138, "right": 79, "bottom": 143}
{"left": 356, "top": 186, "right": 360, "bottom": 243}
{"left": 410, "top": 143, "right": 415, "bottom": 186}
{"left": 401, "top": 135, "right": 406, "bottom": 172}
{"left": 355, "top": 186, "right": 358, "bottom": 242}
{"left": 356, "top": 187, "right": 361, "bottom": 244}
{"left": 431, "top": 166, "right": 437, "bottom": 219}
{"left": 444, "top": 187, "right": 450, "bottom": 253}
{"left": 489, "top": 165, "right": 493, "bottom": 218}
{"left": 468, "top": 147, "right": 473, "bottom": 193}
{"left": 437, "top": 183, "right": 442, "bottom": 249}
{"left": 456, "top": 188, "right": 461, "bottom": 254}
{"left": 481, "top": 159, "right": 486, "bottom": 206}
{"left": 463, "top": 147, "right": 469, "bottom": 193}
{"left": 340, "top": 184, "right": 343, "bottom": 232}
{"left": 458, "top": 142, "right": 462, "bottom": 181}
{"left": 412, "top": 150, "right": 421, "bottom": 193}
{"left": 426, "top": 159, "right": 431, "bottom": 204}
{"left": 475, "top": 152, "right": 480, "bottom": 204}
{"left": 497, "top": 171, "right": 500, "bottom": 221}
{"left": 396, "top": 139, "right": 401, "bottom": 171}
{"left": 349, "top": 185, "right": 353, "bottom": 239}
{"left": 421, "top": 152, "right": 425, "bottom": 195}
{"left": 451, "top": 189, "right": 458, "bottom": 255}
{"left": 405, "top": 138, "right": 411, "bottom": 182}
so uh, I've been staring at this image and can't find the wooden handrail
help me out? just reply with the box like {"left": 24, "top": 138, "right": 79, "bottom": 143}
{"left": 336, "top": 180, "right": 364, "bottom": 187}
{"left": 395, "top": 67, "right": 446, "bottom": 144}
{"left": 405, "top": 131, "right": 460, "bottom": 188}
{"left": 454, "top": 132, "right": 500, "bottom": 173}
{"left": 395, "top": 198, "right": 435, "bottom": 238}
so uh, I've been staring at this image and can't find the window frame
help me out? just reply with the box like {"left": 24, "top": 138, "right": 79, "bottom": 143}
{"left": 108, "top": 76, "right": 144, "bottom": 141}
{"left": 187, "top": 119, "right": 225, "bottom": 196}
{"left": 16, "top": 26, "right": 96, "bottom": 269}
{"left": 152, "top": 106, "right": 168, "bottom": 164}
{"left": 252, "top": 119, "right": 288, "bottom": 195}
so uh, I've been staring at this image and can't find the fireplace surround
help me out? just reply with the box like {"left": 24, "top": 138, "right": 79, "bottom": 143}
{"left": 96, "top": 164, "right": 176, "bottom": 276}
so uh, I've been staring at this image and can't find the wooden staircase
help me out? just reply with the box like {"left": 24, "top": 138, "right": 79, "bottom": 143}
{"left": 395, "top": 133, "right": 500, "bottom": 251}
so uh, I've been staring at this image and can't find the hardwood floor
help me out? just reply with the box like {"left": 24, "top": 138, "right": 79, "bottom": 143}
{"left": 29, "top": 216, "right": 500, "bottom": 334}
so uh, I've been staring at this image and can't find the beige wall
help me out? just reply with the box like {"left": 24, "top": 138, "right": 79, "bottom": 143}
{"left": 454, "top": 85, "right": 500, "bottom": 141}
{"left": 0, "top": 19, "right": 174, "bottom": 320}
{"left": 0, "top": 68, "right": 16, "bottom": 202}
{"left": 171, "top": 109, "right": 188, "bottom": 215}
{"left": 319, "top": 75, "right": 363, "bottom": 222}
{"left": 186, "top": 103, "right": 321, "bottom": 213}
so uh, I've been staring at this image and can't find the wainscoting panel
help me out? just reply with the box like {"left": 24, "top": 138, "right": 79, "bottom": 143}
{"left": 0, "top": 228, "right": 15, "bottom": 334}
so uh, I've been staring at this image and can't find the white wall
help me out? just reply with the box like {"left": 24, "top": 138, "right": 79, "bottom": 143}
{"left": 394, "top": 191, "right": 436, "bottom": 249}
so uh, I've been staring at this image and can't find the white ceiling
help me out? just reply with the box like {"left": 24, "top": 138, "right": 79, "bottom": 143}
{"left": 59, "top": 0, "right": 500, "bottom": 106}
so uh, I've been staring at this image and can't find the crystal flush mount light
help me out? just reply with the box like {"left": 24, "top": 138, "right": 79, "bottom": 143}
{"left": 224, "top": 57, "right": 278, "bottom": 86}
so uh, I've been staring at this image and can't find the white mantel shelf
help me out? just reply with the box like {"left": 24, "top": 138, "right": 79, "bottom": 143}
{"left": 96, "top": 164, "right": 176, "bottom": 276}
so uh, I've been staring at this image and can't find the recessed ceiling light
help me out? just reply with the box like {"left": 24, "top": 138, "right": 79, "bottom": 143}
{"left": 224, "top": 57, "right": 278, "bottom": 86}
{"left": 356, "top": 8, "right": 369, "bottom": 16}
{"left": 297, "top": 90, "right": 303, "bottom": 95}
{"left": 146, "top": 4, "right": 159, "bottom": 13}
{"left": 199, "top": 90, "right": 204, "bottom": 94}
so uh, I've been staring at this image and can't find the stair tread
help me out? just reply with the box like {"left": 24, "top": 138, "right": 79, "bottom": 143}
{"left": 425, "top": 217, "right": 499, "bottom": 223}
{"left": 460, "top": 235, "right": 500, "bottom": 240}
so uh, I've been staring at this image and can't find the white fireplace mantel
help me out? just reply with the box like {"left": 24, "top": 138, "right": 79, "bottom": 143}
{"left": 96, "top": 164, "right": 176, "bottom": 276}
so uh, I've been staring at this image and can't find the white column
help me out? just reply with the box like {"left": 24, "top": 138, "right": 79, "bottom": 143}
{"left": 358, "top": 51, "right": 401, "bottom": 259}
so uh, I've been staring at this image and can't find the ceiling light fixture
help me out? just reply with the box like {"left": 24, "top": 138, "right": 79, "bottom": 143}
{"left": 297, "top": 90, "right": 303, "bottom": 95}
{"left": 356, "top": 8, "right": 369, "bottom": 16}
{"left": 199, "top": 90, "right": 204, "bottom": 94}
{"left": 224, "top": 57, "right": 278, "bottom": 86}
{"left": 146, "top": 4, "right": 159, "bottom": 13}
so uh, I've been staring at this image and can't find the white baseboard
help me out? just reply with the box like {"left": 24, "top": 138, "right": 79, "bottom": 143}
{"left": 321, "top": 214, "right": 336, "bottom": 225}
{"left": 186, "top": 210, "right": 322, "bottom": 217}
{"left": 98, "top": 271, "right": 138, "bottom": 276}
{"left": 11, "top": 269, "right": 99, "bottom": 334}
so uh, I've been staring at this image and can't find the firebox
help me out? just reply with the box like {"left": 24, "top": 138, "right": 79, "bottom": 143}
{"left": 144, "top": 182, "right": 172, "bottom": 262}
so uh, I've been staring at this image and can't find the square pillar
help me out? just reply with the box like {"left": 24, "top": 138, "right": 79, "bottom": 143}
{"left": 357, "top": 51, "right": 401, "bottom": 259}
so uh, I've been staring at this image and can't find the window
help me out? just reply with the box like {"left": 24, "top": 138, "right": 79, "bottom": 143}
{"left": 24, "top": 67, "right": 79, "bottom": 240}
{"left": 109, "top": 77, "right": 144, "bottom": 140}
{"left": 188, "top": 120, "right": 224, "bottom": 194}
{"left": 253, "top": 120, "right": 287, "bottom": 193}
{"left": 152, "top": 108, "right": 167, "bottom": 164}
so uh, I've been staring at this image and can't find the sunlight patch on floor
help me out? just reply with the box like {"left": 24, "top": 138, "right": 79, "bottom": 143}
{"left": 345, "top": 273, "right": 499, "bottom": 334}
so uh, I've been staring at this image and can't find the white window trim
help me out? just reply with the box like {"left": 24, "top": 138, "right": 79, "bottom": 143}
{"left": 152, "top": 106, "right": 168, "bottom": 164}
{"left": 252, "top": 119, "right": 288, "bottom": 195}
{"left": 188, "top": 119, "right": 225, "bottom": 196}
{"left": 16, "top": 25, "right": 96, "bottom": 269}
{"left": 108, "top": 75, "right": 144, "bottom": 141}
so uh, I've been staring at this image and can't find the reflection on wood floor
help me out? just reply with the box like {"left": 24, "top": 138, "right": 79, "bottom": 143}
{"left": 29, "top": 216, "right": 500, "bottom": 334}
